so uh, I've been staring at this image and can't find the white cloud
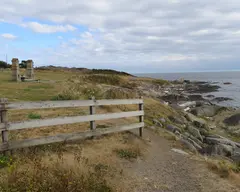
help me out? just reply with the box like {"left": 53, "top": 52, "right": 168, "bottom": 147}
{"left": 21, "top": 22, "right": 76, "bottom": 33}
{"left": 1, "top": 0, "right": 240, "bottom": 72}
{"left": 1, "top": 33, "right": 17, "bottom": 39}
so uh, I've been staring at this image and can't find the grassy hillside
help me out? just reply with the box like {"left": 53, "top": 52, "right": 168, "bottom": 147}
{"left": 0, "top": 69, "right": 176, "bottom": 191}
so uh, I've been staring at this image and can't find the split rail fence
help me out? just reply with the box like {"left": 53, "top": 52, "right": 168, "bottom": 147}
{"left": 0, "top": 98, "right": 144, "bottom": 153}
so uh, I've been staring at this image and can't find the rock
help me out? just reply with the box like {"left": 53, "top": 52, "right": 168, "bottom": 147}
{"left": 171, "top": 148, "right": 189, "bottom": 156}
{"left": 159, "top": 117, "right": 166, "bottom": 124}
{"left": 178, "top": 101, "right": 196, "bottom": 108}
{"left": 199, "top": 128, "right": 210, "bottom": 137}
{"left": 180, "top": 138, "right": 198, "bottom": 153}
{"left": 166, "top": 124, "right": 182, "bottom": 134}
{"left": 187, "top": 126, "right": 203, "bottom": 142}
{"left": 205, "top": 137, "right": 236, "bottom": 148}
{"left": 188, "top": 94, "right": 205, "bottom": 101}
{"left": 203, "top": 144, "right": 233, "bottom": 157}
{"left": 185, "top": 112, "right": 207, "bottom": 128}
{"left": 212, "top": 97, "right": 233, "bottom": 103}
{"left": 187, "top": 138, "right": 202, "bottom": 151}
{"left": 223, "top": 82, "right": 232, "bottom": 85}
{"left": 206, "top": 135, "right": 240, "bottom": 148}
{"left": 191, "top": 105, "right": 225, "bottom": 117}
{"left": 231, "top": 148, "right": 240, "bottom": 163}
{"left": 223, "top": 113, "right": 240, "bottom": 126}
{"left": 219, "top": 144, "right": 234, "bottom": 156}
{"left": 206, "top": 94, "right": 215, "bottom": 98}
{"left": 153, "top": 119, "right": 163, "bottom": 127}
{"left": 188, "top": 134, "right": 204, "bottom": 147}
{"left": 168, "top": 115, "right": 187, "bottom": 125}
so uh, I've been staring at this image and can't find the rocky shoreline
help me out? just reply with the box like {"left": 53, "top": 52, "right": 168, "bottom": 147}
{"left": 145, "top": 80, "right": 240, "bottom": 164}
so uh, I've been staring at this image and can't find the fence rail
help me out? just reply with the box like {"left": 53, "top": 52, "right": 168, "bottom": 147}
{"left": 0, "top": 98, "right": 144, "bottom": 153}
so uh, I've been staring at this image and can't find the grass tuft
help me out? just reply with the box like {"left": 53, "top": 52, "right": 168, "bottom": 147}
{"left": 114, "top": 148, "right": 141, "bottom": 160}
{"left": 28, "top": 113, "right": 42, "bottom": 119}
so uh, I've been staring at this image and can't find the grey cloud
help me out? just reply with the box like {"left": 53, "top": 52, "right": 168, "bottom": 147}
{"left": 1, "top": 0, "right": 240, "bottom": 72}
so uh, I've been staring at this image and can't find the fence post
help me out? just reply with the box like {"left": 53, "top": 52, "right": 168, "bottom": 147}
{"left": 139, "top": 96, "right": 144, "bottom": 137}
{"left": 0, "top": 98, "right": 9, "bottom": 155}
{"left": 89, "top": 96, "right": 96, "bottom": 130}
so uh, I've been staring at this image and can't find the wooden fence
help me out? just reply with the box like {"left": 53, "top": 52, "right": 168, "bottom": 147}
{"left": 0, "top": 98, "right": 144, "bottom": 153}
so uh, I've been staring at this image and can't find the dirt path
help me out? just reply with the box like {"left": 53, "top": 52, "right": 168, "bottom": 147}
{"left": 125, "top": 128, "right": 239, "bottom": 192}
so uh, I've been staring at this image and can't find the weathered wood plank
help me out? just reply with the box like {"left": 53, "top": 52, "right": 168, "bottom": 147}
{"left": 0, "top": 122, "right": 144, "bottom": 151}
{"left": 90, "top": 97, "right": 96, "bottom": 130}
{"left": 6, "top": 99, "right": 143, "bottom": 110}
{"left": 7, "top": 111, "right": 144, "bottom": 131}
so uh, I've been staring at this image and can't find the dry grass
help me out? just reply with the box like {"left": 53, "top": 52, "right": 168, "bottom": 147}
{"left": 206, "top": 158, "right": 240, "bottom": 178}
{"left": 0, "top": 132, "right": 145, "bottom": 192}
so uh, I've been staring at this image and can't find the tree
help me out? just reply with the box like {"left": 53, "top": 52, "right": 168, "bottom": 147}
{"left": 0, "top": 60, "right": 8, "bottom": 68}
{"left": 19, "top": 60, "right": 27, "bottom": 68}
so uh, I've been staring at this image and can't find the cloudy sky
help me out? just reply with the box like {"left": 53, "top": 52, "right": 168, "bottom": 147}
{"left": 0, "top": 0, "right": 240, "bottom": 73}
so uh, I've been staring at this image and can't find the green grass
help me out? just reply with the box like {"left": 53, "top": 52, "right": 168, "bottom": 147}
{"left": 28, "top": 113, "right": 41, "bottom": 119}
{"left": 114, "top": 148, "right": 141, "bottom": 160}
{"left": 0, "top": 155, "right": 10, "bottom": 168}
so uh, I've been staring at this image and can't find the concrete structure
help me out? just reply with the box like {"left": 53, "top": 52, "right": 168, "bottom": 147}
{"left": 26, "top": 60, "right": 34, "bottom": 79}
{"left": 11, "top": 58, "right": 20, "bottom": 81}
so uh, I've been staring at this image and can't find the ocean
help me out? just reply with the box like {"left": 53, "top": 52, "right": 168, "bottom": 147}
{"left": 136, "top": 71, "right": 240, "bottom": 108}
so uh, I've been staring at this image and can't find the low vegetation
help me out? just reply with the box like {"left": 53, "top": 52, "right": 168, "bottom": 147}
{"left": 114, "top": 147, "right": 141, "bottom": 160}
{"left": 28, "top": 113, "right": 42, "bottom": 119}
{"left": 206, "top": 158, "right": 240, "bottom": 180}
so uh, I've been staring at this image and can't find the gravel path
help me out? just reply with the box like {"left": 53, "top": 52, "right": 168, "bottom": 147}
{"left": 125, "top": 129, "right": 239, "bottom": 192}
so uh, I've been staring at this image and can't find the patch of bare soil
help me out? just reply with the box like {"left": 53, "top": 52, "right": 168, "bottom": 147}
{"left": 123, "top": 128, "right": 239, "bottom": 192}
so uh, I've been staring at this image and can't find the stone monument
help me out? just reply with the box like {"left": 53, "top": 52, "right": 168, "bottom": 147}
{"left": 26, "top": 60, "right": 34, "bottom": 79}
{"left": 11, "top": 58, "right": 20, "bottom": 81}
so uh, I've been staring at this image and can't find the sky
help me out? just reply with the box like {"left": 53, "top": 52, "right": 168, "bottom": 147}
{"left": 0, "top": 0, "right": 240, "bottom": 73}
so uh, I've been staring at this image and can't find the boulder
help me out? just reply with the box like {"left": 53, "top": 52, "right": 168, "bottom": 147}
{"left": 153, "top": 119, "right": 163, "bottom": 127}
{"left": 168, "top": 115, "right": 187, "bottom": 125}
{"left": 223, "top": 113, "right": 240, "bottom": 126}
{"left": 187, "top": 126, "right": 203, "bottom": 142}
{"left": 187, "top": 138, "right": 202, "bottom": 151}
{"left": 179, "top": 138, "right": 198, "bottom": 153}
{"left": 212, "top": 97, "right": 233, "bottom": 103}
{"left": 191, "top": 105, "right": 224, "bottom": 117}
{"left": 231, "top": 148, "right": 240, "bottom": 163}
{"left": 185, "top": 112, "right": 207, "bottom": 128}
{"left": 205, "top": 137, "right": 236, "bottom": 148}
{"left": 166, "top": 124, "right": 182, "bottom": 134}
{"left": 159, "top": 117, "right": 166, "bottom": 124}
{"left": 188, "top": 134, "right": 204, "bottom": 147}
{"left": 203, "top": 144, "right": 233, "bottom": 157}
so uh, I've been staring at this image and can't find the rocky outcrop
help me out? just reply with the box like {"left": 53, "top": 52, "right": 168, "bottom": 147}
{"left": 187, "top": 125, "right": 203, "bottom": 142}
{"left": 166, "top": 124, "right": 182, "bottom": 134}
{"left": 190, "top": 105, "right": 225, "bottom": 117}
{"left": 184, "top": 112, "right": 207, "bottom": 128}
{"left": 179, "top": 138, "right": 198, "bottom": 153}
{"left": 223, "top": 113, "right": 240, "bottom": 126}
